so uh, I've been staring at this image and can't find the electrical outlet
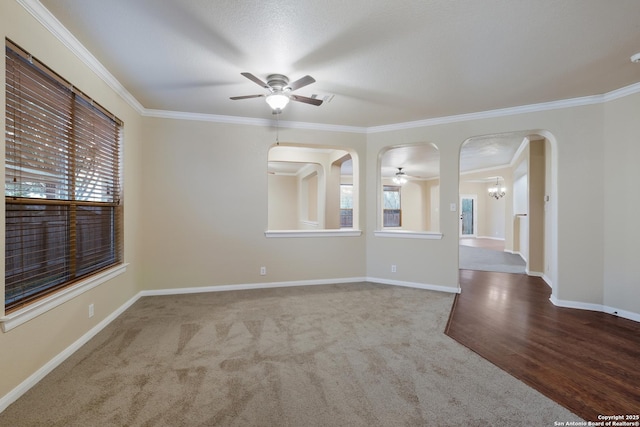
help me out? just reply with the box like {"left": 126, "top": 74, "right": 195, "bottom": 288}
{"left": 260, "top": 266, "right": 267, "bottom": 276}
{"left": 391, "top": 265, "right": 397, "bottom": 273}
{"left": 89, "top": 303, "right": 94, "bottom": 318}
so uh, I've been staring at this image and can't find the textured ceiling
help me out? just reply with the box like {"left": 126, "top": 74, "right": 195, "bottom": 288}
{"left": 38, "top": 0, "right": 640, "bottom": 128}
{"left": 33, "top": 0, "right": 640, "bottom": 175}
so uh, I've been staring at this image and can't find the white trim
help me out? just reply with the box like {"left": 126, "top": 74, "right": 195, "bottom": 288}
{"left": 141, "top": 277, "right": 459, "bottom": 299}
{"left": 0, "top": 290, "right": 141, "bottom": 413}
{"left": 526, "top": 270, "right": 544, "bottom": 278}
{"left": 17, "top": 0, "right": 640, "bottom": 134}
{"left": 142, "top": 109, "right": 274, "bottom": 126}
{"left": 549, "top": 295, "right": 602, "bottom": 312}
{"left": 374, "top": 230, "right": 443, "bottom": 239}
{"left": 549, "top": 296, "right": 640, "bottom": 323}
{"left": 510, "top": 137, "right": 530, "bottom": 168}
{"left": 299, "top": 220, "right": 319, "bottom": 228}
{"left": 506, "top": 250, "right": 526, "bottom": 263}
{"left": 16, "top": 0, "right": 145, "bottom": 114}
{"left": 366, "top": 93, "right": 607, "bottom": 134}
{"left": 603, "top": 82, "right": 640, "bottom": 102}
{"left": 140, "top": 277, "right": 368, "bottom": 297}
{"left": 460, "top": 163, "right": 511, "bottom": 176}
{"left": 367, "top": 277, "right": 460, "bottom": 294}
{"left": 475, "top": 236, "right": 505, "bottom": 241}
{"left": 0, "top": 264, "right": 129, "bottom": 332}
{"left": 542, "top": 274, "right": 553, "bottom": 288}
{"left": 265, "top": 229, "right": 362, "bottom": 238}
{"left": 603, "top": 306, "right": 640, "bottom": 323}
{"left": 142, "top": 109, "right": 366, "bottom": 133}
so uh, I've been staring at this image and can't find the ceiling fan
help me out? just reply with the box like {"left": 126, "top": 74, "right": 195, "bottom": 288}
{"left": 391, "top": 167, "right": 430, "bottom": 184}
{"left": 230, "top": 72, "right": 323, "bottom": 113}
{"left": 393, "top": 167, "right": 409, "bottom": 185}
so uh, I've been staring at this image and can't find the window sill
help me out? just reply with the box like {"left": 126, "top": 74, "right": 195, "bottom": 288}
{"left": 374, "top": 230, "right": 443, "bottom": 239}
{"left": 1, "top": 263, "right": 128, "bottom": 332}
{"left": 265, "top": 229, "right": 362, "bottom": 238}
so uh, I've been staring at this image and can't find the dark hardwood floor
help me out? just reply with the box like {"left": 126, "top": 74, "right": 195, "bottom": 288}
{"left": 446, "top": 269, "right": 640, "bottom": 421}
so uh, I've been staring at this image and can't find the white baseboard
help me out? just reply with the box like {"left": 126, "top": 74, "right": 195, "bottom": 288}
{"left": 526, "top": 269, "right": 544, "bottom": 277}
{"left": 140, "top": 277, "right": 368, "bottom": 297}
{"left": 366, "top": 277, "right": 461, "bottom": 294}
{"left": 549, "top": 295, "right": 640, "bottom": 323}
{"left": 0, "top": 292, "right": 142, "bottom": 413}
{"left": 603, "top": 306, "right": 640, "bottom": 323}
{"left": 141, "top": 277, "right": 460, "bottom": 297}
{"left": 476, "top": 236, "right": 505, "bottom": 241}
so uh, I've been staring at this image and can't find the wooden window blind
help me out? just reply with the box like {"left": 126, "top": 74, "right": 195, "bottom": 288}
{"left": 5, "top": 40, "right": 123, "bottom": 312}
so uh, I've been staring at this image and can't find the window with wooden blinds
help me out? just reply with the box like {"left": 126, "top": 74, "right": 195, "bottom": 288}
{"left": 5, "top": 40, "right": 123, "bottom": 312}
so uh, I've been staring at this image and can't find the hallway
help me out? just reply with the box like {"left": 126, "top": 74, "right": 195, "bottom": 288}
{"left": 446, "top": 269, "right": 640, "bottom": 421}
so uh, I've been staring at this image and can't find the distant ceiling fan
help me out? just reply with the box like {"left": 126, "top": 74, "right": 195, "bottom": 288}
{"left": 230, "top": 72, "right": 323, "bottom": 113}
{"left": 393, "top": 167, "right": 409, "bottom": 185}
{"left": 391, "top": 167, "right": 430, "bottom": 184}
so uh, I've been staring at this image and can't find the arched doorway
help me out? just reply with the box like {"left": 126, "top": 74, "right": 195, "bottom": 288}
{"left": 458, "top": 132, "right": 556, "bottom": 290}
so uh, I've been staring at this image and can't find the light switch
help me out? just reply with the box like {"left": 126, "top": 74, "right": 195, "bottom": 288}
{"left": 450, "top": 203, "right": 457, "bottom": 212}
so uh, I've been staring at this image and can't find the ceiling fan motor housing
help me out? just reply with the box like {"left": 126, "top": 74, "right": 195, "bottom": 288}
{"left": 267, "top": 74, "right": 290, "bottom": 91}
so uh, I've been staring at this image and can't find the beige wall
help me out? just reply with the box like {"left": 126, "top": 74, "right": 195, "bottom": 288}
{"left": 267, "top": 175, "right": 298, "bottom": 229}
{"left": 138, "top": 117, "right": 367, "bottom": 291}
{"left": 0, "top": 0, "right": 143, "bottom": 400}
{"left": 528, "top": 140, "right": 545, "bottom": 274}
{"left": 603, "top": 91, "right": 640, "bottom": 315}
{"left": 365, "top": 104, "right": 606, "bottom": 299}
{"left": 2, "top": 0, "right": 640, "bottom": 408}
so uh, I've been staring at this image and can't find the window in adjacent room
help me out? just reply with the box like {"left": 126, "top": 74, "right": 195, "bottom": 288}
{"left": 340, "top": 184, "right": 353, "bottom": 228}
{"left": 4, "top": 40, "right": 123, "bottom": 312}
{"left": 383, "top": 185, "right": 401, "bottom": 227}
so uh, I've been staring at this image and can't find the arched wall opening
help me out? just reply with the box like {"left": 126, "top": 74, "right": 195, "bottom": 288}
{"left": 267, "top": 143, "right": 360, "bottom": 231}
{"left": 458, "top": 130, "right": 558, "bottom": 297}
{"left": 376, "top": 142, "right": 441, "bottom": 233}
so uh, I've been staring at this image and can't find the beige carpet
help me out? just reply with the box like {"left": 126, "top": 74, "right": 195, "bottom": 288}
{"left": 0, "top": 282, "right": 582, "bottom": 426}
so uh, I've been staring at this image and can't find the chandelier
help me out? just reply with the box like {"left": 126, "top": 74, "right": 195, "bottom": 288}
{"left": 488, "top": 177, "right": 506, "bottom": 199}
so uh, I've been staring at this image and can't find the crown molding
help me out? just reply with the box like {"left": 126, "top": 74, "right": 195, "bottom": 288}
{"left": 142, "top": 109, "right": 366, "bottom": 133}
{"left": 460, "top": 163, "right": 512, "bottom": 177}
{"left": 17, "top": 0, "right": 146, "bottom": 114}
{"left": 603, "top": 82, "right": 640, "bottom": 102}
{"left": 366, "top": 94, "right": 609, "bottom": 134}
{"left": 20, "top": 0, "right": 640, "bottom": 134}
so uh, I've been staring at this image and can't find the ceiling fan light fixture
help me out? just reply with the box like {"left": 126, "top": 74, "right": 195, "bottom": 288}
{"left": 265, "top": 93, "right": 290, "bottom": 111}
{"left": 393, "top": 168, "right": 408, "bottom": 185}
